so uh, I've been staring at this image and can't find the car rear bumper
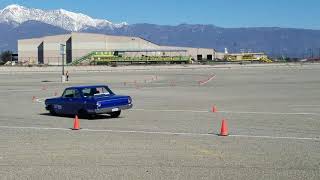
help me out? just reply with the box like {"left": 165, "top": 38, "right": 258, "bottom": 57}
{"left": 87, "top": 104, "right": 133, "bottom": 114}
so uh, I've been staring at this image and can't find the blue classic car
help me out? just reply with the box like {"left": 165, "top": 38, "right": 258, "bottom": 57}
{"left": 45, "top": 85, "right": 132, "bottom": 118}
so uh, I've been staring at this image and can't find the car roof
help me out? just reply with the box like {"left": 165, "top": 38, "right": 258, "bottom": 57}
{"left": 67, "top": 85, "right": 108, "bottom": 89}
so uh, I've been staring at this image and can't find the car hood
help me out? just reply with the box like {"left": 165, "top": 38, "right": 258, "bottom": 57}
{"left": 45, "top": 97, "right": 61, "bottom": 104}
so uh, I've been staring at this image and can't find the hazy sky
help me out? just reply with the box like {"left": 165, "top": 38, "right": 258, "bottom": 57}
{"left": 1, "top": 0, "right": 319, "bottom": 29}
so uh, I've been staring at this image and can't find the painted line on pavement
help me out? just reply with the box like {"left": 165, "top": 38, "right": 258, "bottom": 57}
{"left": 0, "top": 125, "right": 318, "bottom": 141}
{"left": 219, "top": 111, "right": 320, "bottom": 116}
{"left": 0, "top": 125, "right": 70, "bottom": 131}
{"left": 132, "top": 108, "right": 209, "bottom": 113}
{"left": 289, "top": 105, "right": 320, "bottom": 107}
{"left": 229, "top": 134, "right": 319, "bottom": 141}
{"left": 131, "top": 108, "right": 320, "bottom": 116}
{"left": 32, "top": 98, "right": 320, "bottom": 116}
{"left": 0, "top": 89, "right": 43, "bottom": 92}
{"left": 199, "top": 74, "right": 216, "bottom": 85}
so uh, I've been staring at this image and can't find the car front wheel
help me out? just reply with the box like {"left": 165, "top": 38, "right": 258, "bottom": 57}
{"left": 49, "top": 105, "right": 57, "bottom": 115}
{"left": 108, "top": 110, "right": 121, "bottom": 118}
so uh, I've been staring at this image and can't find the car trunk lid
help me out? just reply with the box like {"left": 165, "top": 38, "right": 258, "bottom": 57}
{"left": 95, "top": 95, "right": 129, "bottom": 108}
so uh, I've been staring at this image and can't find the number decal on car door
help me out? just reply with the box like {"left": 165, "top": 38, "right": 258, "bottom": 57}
{"left": 54, "top": 104, "right": 62, "bottom": 110}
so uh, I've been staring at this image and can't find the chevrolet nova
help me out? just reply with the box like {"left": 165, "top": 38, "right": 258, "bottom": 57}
{"left": 45, "top": 85, "right": 132, "bottom": 118}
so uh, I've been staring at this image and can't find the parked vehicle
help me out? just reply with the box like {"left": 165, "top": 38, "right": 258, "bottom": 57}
{"left": 45, "top": 85, "right": 132, "bottom": 118}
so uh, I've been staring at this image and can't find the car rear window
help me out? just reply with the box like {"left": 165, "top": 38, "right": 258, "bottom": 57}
{"left": 82, "top": 87, "right": 112, "bottom": 97}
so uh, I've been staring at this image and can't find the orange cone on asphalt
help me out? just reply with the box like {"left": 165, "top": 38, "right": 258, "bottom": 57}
{"left": 220, "top": 119, "right": 229, "bottom": 136}
{"left": 212, "top": 105, "right": 217, "bottom": 113}
{"left": 72, "top": 115, "right": 80, "bottom": 130}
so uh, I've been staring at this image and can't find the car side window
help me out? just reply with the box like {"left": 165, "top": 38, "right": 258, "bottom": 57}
{"left": 81, "top": 87, "right": 112, "bottom": 97}
{"left": 62, "top": 89, "right": 81, "bottom": 98}
{"left": 74, "top": 89, "right": 81, "bottom": 98}
{"left": 63, "top": 89, "right": 73, "bottom": 98}
{"left": 82, "top": 88, "right": 91, "bottom": 97}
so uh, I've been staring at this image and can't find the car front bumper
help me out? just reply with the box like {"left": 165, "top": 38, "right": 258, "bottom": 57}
{"left": 87, "top": 104, "right": 133, "bottom": 114}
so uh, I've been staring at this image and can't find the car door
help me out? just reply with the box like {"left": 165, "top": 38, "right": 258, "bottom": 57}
{"left": 67, "top": 89, "right": 84, "bottom": 115}
{"left": 60, "top": 88, "right": 76, "bottom": 114}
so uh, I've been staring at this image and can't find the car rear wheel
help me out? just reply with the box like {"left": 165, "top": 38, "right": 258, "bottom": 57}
{"left": 109, "top": 110, "right": 121, "bottom": 118}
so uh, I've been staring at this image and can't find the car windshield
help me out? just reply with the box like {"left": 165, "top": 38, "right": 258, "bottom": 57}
{"left": 81, "top": 86, "right": 113, "bottom": 97}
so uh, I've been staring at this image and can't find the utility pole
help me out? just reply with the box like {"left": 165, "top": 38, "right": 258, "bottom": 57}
{"left": 60, "top": 44, "right": 66, "bottom": 82}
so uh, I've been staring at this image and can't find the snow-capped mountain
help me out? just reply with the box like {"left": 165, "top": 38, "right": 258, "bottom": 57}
{"left": 0, "top": 4, "right": 128, "bottom": 31}
{"left": 0, "top": 4, "right": 320, "bottom": 57}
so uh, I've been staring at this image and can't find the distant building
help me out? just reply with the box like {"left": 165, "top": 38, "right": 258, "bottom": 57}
{"left": 224, "top": 52, "right": 268, "bottom": 61}
{"left": 18, "top": 32, "right": 216, "bottom": 65}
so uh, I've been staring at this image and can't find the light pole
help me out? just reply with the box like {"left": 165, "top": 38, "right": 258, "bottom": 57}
{"left": 60, "top": 44, "right": 66, "bottom": 82}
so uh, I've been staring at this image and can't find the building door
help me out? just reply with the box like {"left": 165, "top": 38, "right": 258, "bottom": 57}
{"left": 37, "top": 42, "right": 44, "bottom": 64}
{"left": 207, "top": 54, "right": 213, "bottom": 60}
{"left": 197, "top": 55, "right": 202, "bottom": 61}
{"left": 66, "top": 37, "right": 72, "bottom": 64}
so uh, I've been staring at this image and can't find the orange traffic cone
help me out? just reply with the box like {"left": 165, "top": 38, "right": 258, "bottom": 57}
{"left": 220, "top": 119, "right": 229, "bottom": 136}
{"left": 212, "top": 106, "right": 217, "bottom": 113}
{"left": 72, "top": 115, "right": 80, "bottom": 130}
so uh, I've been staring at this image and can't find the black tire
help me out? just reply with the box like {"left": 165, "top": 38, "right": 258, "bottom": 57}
{"left": 49, "top": 105, "right": 57, "bottom": 115}
{"left": 109, "top": 110, "right": 121, "bottom": 118}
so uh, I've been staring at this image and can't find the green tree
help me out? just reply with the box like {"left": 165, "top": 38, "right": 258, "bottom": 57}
{"left": 0, "top": 51, "right": 13, "bottom": 65}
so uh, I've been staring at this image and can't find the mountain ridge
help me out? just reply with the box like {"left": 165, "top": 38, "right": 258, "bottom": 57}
{"left": 1, "top": 4, "right": 320, "bottom": 58}
{"left": 0, "top": 4, "right": 128, "bottom": 31}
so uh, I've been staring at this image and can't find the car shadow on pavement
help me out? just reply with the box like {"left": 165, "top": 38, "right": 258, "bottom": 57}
{"left": 39, "top": 113, "right": 122, "bottom": 120}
